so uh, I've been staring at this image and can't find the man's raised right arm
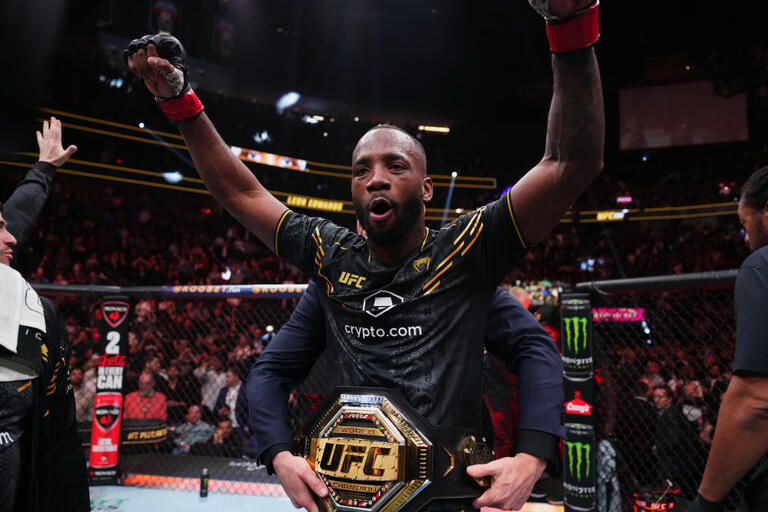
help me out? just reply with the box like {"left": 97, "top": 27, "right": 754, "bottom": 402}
{"left": 125, "top": 35, "right": 286, "bottom": 250}
{"left": 176, "top": 113, "right": 286, "bottom": 246}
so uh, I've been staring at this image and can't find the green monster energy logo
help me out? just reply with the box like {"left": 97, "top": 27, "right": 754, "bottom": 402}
{"left": 565, "top": 441, "right": 591, "bottom": 481}
{"left": 563, "top": 317, "right": 588, "bottom": 355}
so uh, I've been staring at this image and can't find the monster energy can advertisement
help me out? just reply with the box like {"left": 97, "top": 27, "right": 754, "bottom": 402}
{"left": 564, "top": 424, "right": 596, "bottom": 511}
{"left": 561, "top": 295, "right": 593, "bottom": 375}
{"left": 561, "top": 294, "right": 595, "bottom": 512}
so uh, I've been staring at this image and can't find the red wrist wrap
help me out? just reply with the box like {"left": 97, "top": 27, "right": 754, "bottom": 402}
{"left": 156, "top": 88, "right": 204, "bottom": 122}
{"left": 545, "top": 2, "right": 599, "bottom": 53}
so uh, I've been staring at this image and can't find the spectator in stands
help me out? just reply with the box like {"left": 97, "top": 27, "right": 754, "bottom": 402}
{"left": 232, "top": 334, "right": 253, "bottom": 362}
{"left": 81, "top": 353, "right": 99, "bottom": 394}
{"left": 70, "top": 367, "right": 94, "bottom": 423}
{"left": 171, "top": 405, "right": 214, "bottom": 455}
{"left": 190, "top": 418, "right": 242, "bottom": 458}
{"left": 194, "top": 355, "right": 226, "bottom": 414}
{"left": 214, "top": 367, "right": 248, "bottom": 434}
{"left": 159, "top": 363, "right": 198, "bottom": 424}
{"left": 123, "top": 372, "right": 167, "bottom": 420}
{"left": 261, "top": 325, "right": 275, "bottom": 347}
{"left": 644, "top": 360, "right": 665, "bottom": 388}
{"left": 681, "top": 380, "right": 706, "bottom": 425}
{"left": 144, "top": 354, "right": 167, "bottom": 384}
{"left": 615, "top": 380, "right": 657, "bottom": 489}
{"left": 652, "top": 385, "right": 691, "bottom": 489}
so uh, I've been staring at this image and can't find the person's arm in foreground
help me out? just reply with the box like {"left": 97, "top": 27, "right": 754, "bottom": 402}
{"left": 248, "top": 282, "right": 328, "bottom": 512}
{"left": 125, "top": 37, "right": 285, "bottom": 249}
{"left": 469, "top": 289, "right": 564, "bottom": 510}
{"left": 508, "top": 1, "right": 604, "bottom": 246}
{"left": 466, "top": 0, "right": 603, "bottom": 508}
{"left": 697, "top": 375, "right": 768, "bottom": 503}
{"left": 4, "top": 117, "right": 77, "bottom": 256}
{"left": 690, "top": 263, "right": 768, "bottom": 511}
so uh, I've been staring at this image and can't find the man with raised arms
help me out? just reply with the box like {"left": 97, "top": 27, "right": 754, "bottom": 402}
{"left": 125, "top": 0, "right": 603, "bottom": 509}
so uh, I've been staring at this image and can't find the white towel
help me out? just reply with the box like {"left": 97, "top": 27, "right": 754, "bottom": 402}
{"left": 0, "top": 264, "right": 46, "bottom": 355}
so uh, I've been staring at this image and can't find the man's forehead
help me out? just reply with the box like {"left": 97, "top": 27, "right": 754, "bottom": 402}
{"left": 353, "top": 128, "right": 416, "bottom": 160}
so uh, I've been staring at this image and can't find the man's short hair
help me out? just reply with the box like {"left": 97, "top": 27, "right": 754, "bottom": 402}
{"left": 653, "top": 385, "right": 671, "bottom": 398}
{"left": 361, "top": 124, "right": 427, "bottom": 170}
{"left": 741, "top": 165, "right": 768, "bottom": 211}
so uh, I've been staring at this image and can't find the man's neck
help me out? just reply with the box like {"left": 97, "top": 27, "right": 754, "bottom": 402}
{"left": 369, "top": 224, "right": 427, "bottom": 267}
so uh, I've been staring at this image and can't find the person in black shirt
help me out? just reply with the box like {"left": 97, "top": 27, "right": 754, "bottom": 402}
{"left": 250, "top": 282, "right": 565, "bottom": 507}
{"left": 125, "top": 0, "right": 604, "bottom": 507}
{"left": 0, "top": 118, "right": 87, "bottom": 512}
{"left": 689, "top": 165, "right": 768, "bottom": 511}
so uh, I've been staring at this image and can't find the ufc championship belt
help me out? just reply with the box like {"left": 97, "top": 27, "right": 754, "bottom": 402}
{"left": 297, "top": 387, "right": 493, "bottom": 512}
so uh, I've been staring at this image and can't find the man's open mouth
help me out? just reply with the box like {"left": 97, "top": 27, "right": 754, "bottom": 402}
{"left": 369, "top": 197, "right": 393, "bottom": 222}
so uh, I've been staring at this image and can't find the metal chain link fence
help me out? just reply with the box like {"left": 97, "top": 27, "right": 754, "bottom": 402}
{"left": 579, "top": 272, "right": 751, "bottom": 511}
{"left": 43, "top": 291, "right": 332, "bottom": 497}
{"left": 40, "top": 272, "right": 752, "bottom": 509}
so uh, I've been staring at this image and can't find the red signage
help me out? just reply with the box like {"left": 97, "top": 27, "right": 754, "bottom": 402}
{"left": 564, "top": 391, "right": 593, "bottom": 416}
{"left": 89, "top": 393, "right": 124, "bottom": 469}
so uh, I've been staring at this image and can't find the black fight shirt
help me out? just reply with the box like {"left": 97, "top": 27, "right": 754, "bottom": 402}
{"left": 734, "top": 244, "right": 768, "bottom": 375}
{"left": 275, "top": 190, "right": 527, "bottom": 431}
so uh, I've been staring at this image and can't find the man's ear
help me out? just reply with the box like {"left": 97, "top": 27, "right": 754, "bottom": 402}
{"left": 422, "top": 177, "right": 433, "bottom": 203}
{"left": 762, "top": 201, "right": 768, "bottom": 226}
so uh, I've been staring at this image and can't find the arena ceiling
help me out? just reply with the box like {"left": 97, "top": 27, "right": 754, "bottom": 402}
{"left": 0, "top": 0, "right": 766, "bottom": 154}
{"left": 99, "top": 0, "right": 766, "bottom": 121}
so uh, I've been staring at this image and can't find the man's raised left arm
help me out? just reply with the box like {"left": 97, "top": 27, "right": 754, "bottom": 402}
{"left": 510, "top": 0, "right": 604, "bottom": 245}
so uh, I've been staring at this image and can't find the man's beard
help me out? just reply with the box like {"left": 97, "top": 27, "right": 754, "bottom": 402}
{"left": 750, "top": 222, "right": 768, "bottom": 252}
{"left": 354, "top": 190, "right": 422, "bottom": 247}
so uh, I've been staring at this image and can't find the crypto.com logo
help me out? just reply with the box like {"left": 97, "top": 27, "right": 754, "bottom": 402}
{"left": 362, "top": 290, "right": 403, "bottom": 318}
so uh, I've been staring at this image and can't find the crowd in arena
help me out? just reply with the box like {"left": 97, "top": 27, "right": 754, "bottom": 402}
{"left": 0, "top": 146, "right": 744, "bottom": 464}
{"left": 0, "top": 42, "right": 752, "bottom": 471}
{"left": 599, "top": 335, "right": 735, "bottom": 498}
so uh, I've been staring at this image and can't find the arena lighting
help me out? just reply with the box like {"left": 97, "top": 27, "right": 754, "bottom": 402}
{"left": 138, "top": 122, "right": 145, "bottom": 129}
{"left": 616, "top": 195, "right": 632, "bottom": 204}
{"left": 642, "top": 155, "right": 647, "bottom": 162}
{"left": 276, "top": 91, "right": 301, "bottom": 112}
{"left": 302, "top": 114, "right": 325, "bottom": 124}
{"left": 323, "top": 132, "right": 328, "bottom": 137}
{"left": 418, "top": 125, "right": 450, "bottom": 134}
{"left": 354, "top": 116, "right": 360, "bottom": 122}
{"left": 440, "top": 170, "right": 458, "bottom": 226}
{"left": 253, "top": 130, "right": 270, "bottom": 144}
{"left": 162, "top": 171, "right": 183, "bottom": 184}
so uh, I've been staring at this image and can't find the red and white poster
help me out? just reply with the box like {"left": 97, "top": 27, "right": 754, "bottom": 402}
{"left": 88, "top": 298, "right": 130, "bottom": 485}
